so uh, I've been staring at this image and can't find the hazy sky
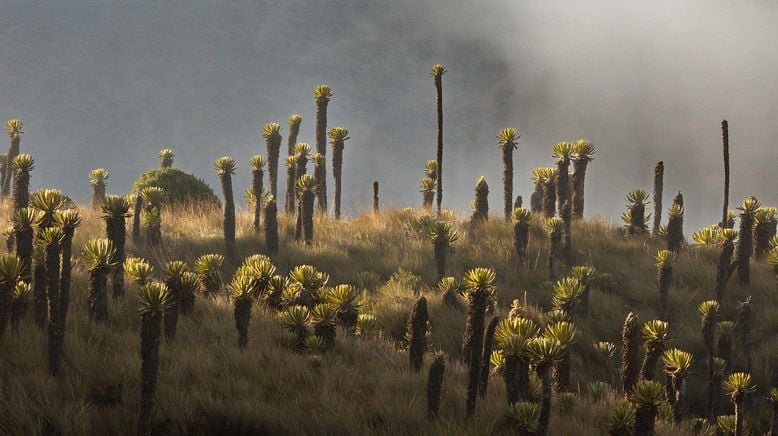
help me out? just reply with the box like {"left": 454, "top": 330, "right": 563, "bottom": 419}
{"left": 1, "top": 0, "right": 776, "bottom": 229}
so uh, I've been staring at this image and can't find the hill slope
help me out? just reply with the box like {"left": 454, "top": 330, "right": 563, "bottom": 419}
{"left": 0, "top": 202, "right": 775, "bottom": 435}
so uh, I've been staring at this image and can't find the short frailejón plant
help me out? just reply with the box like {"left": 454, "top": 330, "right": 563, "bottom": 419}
{"left": 159, "top": 148, "right": 174, "bottom": 168}
{"left": 471, "top": 176, "right": 489, "bottom": 222}
{"left": 407, "top": 295, "right": 429, "bottom": 371}
{"left": 89, "top": 168, "right": 109, "bottom": 210}
{"left": 81, "top": 238, "right": 116, "bottom": 322}
{"left": 101, "top": 195, "right": 131, "bottom": 298}
{"left": 11, "top": 153, "right": 34, "bottom": 211}
{"left": 424, "top": 219, "right": 459, "bottom": 282}
{"left": 511, "top": 208, "right": 531, "bottom": 267}
{"left": 462, "top": 267, "right": 496, "bottom": 417}
{"left": 622, "top": 189, "right": 650, "bottom": 236}
{"left": 137, "top": 282, "right": 170, "bottom": 436}
{"left": 723, "top": 372, "right": 756, "bottom": 436}
{"left": 655, "top": 250, "right": 675, "bottom": 321}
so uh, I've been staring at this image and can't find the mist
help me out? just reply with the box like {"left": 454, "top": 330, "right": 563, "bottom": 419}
{"left": 0, "top": 0, "right": 776, "bottom": 229}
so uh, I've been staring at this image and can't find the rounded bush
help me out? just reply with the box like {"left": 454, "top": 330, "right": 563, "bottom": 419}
{"left": 130, "top": 168, "right": 220, "bottom": 207}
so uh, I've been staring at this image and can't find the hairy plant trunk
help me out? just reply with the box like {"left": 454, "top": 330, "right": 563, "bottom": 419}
{"left": 426, "top": 354, "right": 445, "bottom": 419}
{"left": 571, "top": 160, "right": 588, "bottom": 218}
{"left": 373, "top": 181, "right": 379, "bottom": 214}
{"left": 87, "top": 269, "right": 109, "bottom": 322}
{"left": 472, "top": 182, "right": 488, "bottom": 222}
{"left": 220, "top": 174, "right": 236, "bottom": 261}
{"left": 628, "top": 203, "right": 646, "bottom": 235}
{"left": 542, "top": 181, "right": 556, "bottom": 218}
{"left": 132, "top": 195, "right": 142, "bottom": 246}
{"left": 621, "top": 312, "right": 640, "bottom": 393}
{"left": 721, "top": 120, "right": 730, "bottom": 228}
{"left": 736, "top": 300, "right": 752, "bottom": 373}
{"left": 139, "top": 311, "right": 162, "bottom": 436}
{"left": 666, "top": 213, "right": 683, "bottom": 252}
{"left": 634, "top": 405, "right": 656, "bottom": 436}
{"left": 579, "top": 278, "right": 592, "bottom": 318}
{"left": 548, "top": 231, "right": 561, "bottom": 281}
{"left": 59, "top": 230, "right": 74, "bottom": 325}
{"left": 513, "top": 221, "right": 529, "bottom": 267}
{"left": 710, "top": 373, "right": 722, "bottom": 423}
{"left": 408, "top": 296, "right": 429, "bottom": 371}
{"left": 46, "top": 240, "right": 63, "bottom": 376}
{"left": 717, "top": 333, "right": 732, "bottom": 367}
{"left": 92, "top": 182, "right": 105, "bottom": 210}
{"left": 422, "top": 191, "right": 434, "bottom": 210}
{"left": 263, "top": 198, "right": 279, "bottom": 254}
{"left": 12, "top": 169, "right": 29, "bottom": 211}
{"left": 463, "top": 289, "right": 487, "bottom": 417}
{"left": 561, "top": 201, "right": 572, "bottom": 265}
{"left": 734, "top": 398, "right": 744, "bottom": 436}
{"left": 435, "top": 75, "right": 443, "bottom": 215}
{"left": 538, "top": 365, "right": 553, "bottom": 436}
{"left": 434, "top": 239, "right": 446, "bottom": 282}
{"left": 753, "top": 221, "right": 772, "bottom": 259}
{"left": 286, "top": 121, "right": 301, "bottom": 213}
{"left": 479, "top": 316, "right": 499, "bottom": 397}
{"left": 735, "top": 212, "right": 754, "bottom": 285}
{"left": 267, "top": 138, "right": 280, "bottom": 202}
{"left": 294, "top": 196, "right": 303, "bottom": 242}
{"left": 333, "top": 142, "right": 344, "bottom": 219}
{"left": 657, "top": 266, "right": 672, "bottom": 321}
{"left": 702, "top": 311, "right": 717, "bottom": 420}
{"left": 33, "top": 257, "right": 46, "bottom": 330}
{"left": 639, "top": 344, "right": 663, "bottom": 381}
{"left": 556, "top": 160, "right": 569, "bottom": 215}
{"left": 11, "top": 299, "right": 28, "bottom": 332}
{"left": 302, "top": 191, "right": 315, "bottom": 245}
{"left": 0, "top": 282, "right": 14, "bottom": 339}
{"left": 163, "top": 277, "right": 180, "bottom": 340}
{"left": 503, "top": 147, "right": 513, "bottom": 220}
{"left": 234, "top": 298, "right": 252, "bottom": 348}
{"left": 554, "top": 349, "right": 571, "bottom": 392}
{"left": 106, "top": 216, "right": 127, "bottom": 298}
{"left": 315, "top": 101, "right": 328, "bottom": 214}
{"left": 715, "top": 241, "right": 735, "bottom": 300}
{"left": 652, "top": 161, "right": 663, "bottom": 236}
{"left": 14, "top": 225, "right": 33, "bottom": 283}
{"left": 531, "top": 183, "right": 543, "bottom": 214}
{"left": 671, "top": 376, "right": 686, "bottom": 422}
{"left": 1, "top": 137, "right": 20, "bottom": 196}
{"left": 503, "top": 354, "right": 519, "bottom": 405}
{"left": 251, "top": 169, "right": 263, "bottom": 233}
{"left": 143, "top": 206, "right": 162, "bottom": 248}
{"left": 180, "top": 290, "right": 195, "bottom": 316}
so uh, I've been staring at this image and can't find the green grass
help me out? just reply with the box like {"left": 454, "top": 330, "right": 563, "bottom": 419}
{"left": 1, "top": 201, "right": 775, "bottom": 435}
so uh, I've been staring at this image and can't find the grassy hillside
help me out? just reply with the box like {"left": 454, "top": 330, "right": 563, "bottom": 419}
{"left": 0, "top": 200, "right": 776, "bottom": 435}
